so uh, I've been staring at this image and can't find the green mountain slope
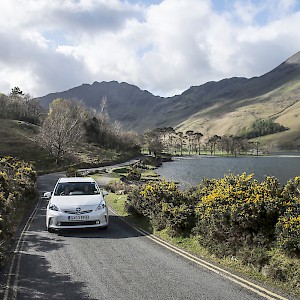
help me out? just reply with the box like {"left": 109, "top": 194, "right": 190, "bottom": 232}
{"left": 177, "top": 53, "right": 300, "bottom": 149}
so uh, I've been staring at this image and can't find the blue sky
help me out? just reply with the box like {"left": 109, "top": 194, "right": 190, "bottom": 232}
{"left": 0, "top": 0, "right": 300, "bottom": 97}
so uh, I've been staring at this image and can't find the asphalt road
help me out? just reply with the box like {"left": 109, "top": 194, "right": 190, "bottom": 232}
{"left": 0, "top": 172, "right": 291, "bottom": 300}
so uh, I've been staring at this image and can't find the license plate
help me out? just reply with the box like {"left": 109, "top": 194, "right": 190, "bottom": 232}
{"left": 68, "top": 215, "right": 89, "bottom": 220}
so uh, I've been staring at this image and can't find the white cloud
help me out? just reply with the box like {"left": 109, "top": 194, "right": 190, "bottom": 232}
{"left": 0, "top": 0, "right": 299, "bottom": 97}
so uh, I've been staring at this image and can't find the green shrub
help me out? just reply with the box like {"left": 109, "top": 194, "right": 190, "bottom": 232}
{"left": 162, "top": 202, "right": 195, "bottom": 237}
{"left": 112, "top": 167, "right": 130, "bottom": 174}
{"left": 140, "top": 156, "right": 162, "bottom": 167}
{"left": 107, "top": 180, "right": 129, "bottom": 193}
{"left": 274, "top": 177, "right": 300, "bottom": 256}
{"left": 0, "top": 156, "right": 37, "bottom": 262}
{"left": 124, "top": 186, "right": 143, "bottom": 215}
{"left": 127, "top": 180, "right": 179, "bottom": 218}
{"left": 236, "top": 245, "right": 270, "bottom": 269}
{"left": 193, "top": 173, "right": 284, "bottom": 256}
{"left": 124, "top": 172, "right": 300, "bottom": 292}
{"left": 127, "top": 180, "right": 195, "bottom": 232}
{"left": 276, "top": 213, "right": 300, "bottom": 256}
{"left": 66, "top": 166, "right": 79, "bottom": 177}
{"left": 151, "top": 212, "right": 168, "bottom": 231}
{"left": 127, "top": 167, "right": 141, "bottom": 181}
{"left": 267, "top": 249, "right": 300, "bottom": 290}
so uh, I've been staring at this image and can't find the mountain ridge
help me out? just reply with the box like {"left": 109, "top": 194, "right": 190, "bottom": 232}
{"left": 37, "top": 51, "right": 300, "bottom": 148}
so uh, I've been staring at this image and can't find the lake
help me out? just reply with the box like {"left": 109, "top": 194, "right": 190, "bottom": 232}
{"left": 156, "top": 154, "right": 300, "bottom": 189}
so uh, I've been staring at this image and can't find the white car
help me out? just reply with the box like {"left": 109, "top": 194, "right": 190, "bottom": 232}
{"left": 44, "top": 177, "right": 109, "bottom": 232}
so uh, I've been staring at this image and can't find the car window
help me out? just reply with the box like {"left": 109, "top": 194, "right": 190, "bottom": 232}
{"left": 54, "top": 182, "right": 100, "bottom": 196}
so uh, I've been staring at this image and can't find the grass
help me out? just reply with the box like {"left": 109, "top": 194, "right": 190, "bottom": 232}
{"left": 0, "top": 119, "right": 57, "bottom": 172}
{"left": 141, "top": 170, "right": 160, "bottom": 179}
{"left": 177, "top": 79, "right": 300, "bottom": 150}
{"left": 104, "top": 192, "right": 153, "bottom": 231}
{"left": 104, "top": 192, "right": 299, "bottom": 299}
{"left": 111, "top": 166, "right": 130, "bottom": 174}
{"left": 108, "top": 165, "right": 161, "bottom": 182}
{"left": 105, "top": 193, "right": 128, "bottom": 215}
{"left": 0, "top": 118, "right": 139, "bottom": 174}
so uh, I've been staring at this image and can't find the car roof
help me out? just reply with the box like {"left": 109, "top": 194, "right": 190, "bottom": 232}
{"left": 58, "top": 177, "right": 96, "bottom": 183}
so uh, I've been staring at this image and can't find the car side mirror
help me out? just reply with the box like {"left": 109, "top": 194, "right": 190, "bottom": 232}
{"left": 102, "top": 190, "right": 108, "bottom": 197}
{"left": 42, "top": 192, "right": 52, "bottom": 199}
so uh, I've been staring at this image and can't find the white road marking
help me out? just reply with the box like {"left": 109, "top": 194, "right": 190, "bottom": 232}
{"left": 3, "top": 198, "right": 291, "bottom": 300}
{"left": 109, "top": 207, "right": 290, "bottom": 300}
{"left": 4, "top": 196, "right": 42, "bottom": 300}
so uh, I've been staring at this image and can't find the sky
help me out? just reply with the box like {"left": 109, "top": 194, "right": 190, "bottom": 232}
{"left": 1, "top": 0, "right": 300, "bottom": 98}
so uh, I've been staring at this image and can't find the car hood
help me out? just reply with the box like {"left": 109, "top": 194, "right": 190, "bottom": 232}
{"left": 51, "top": 195, "right": 103, "bottom": 209}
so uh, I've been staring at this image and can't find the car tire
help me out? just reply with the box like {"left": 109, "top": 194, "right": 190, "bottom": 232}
{"left": 47, "top": 227, "right": 55, "bottom": 233}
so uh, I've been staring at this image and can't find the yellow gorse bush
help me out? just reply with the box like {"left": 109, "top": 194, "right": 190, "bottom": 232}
{"left": 0, "top": 156, "right": 37, "bottom": 248}
{"left": 190, "top": 173, "right": 299, "bottom": 257}
{"left": 127, "top": 179, "right": 194, "bottom": 234}
{"left": 128, "top": 172, "right": 300, "bottom": 256}
{"left": 275, "top": 179, "right": 300, "bottom": 255}
{"left": 127, "top": 173, "right": 300, "bottom": 290}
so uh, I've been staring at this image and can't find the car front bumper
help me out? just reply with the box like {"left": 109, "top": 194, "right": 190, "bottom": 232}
{"left": 46, "top": 208, "right": 109, "bottom": 229}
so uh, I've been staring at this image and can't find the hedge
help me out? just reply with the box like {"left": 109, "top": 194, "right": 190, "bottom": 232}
{"left": 126, "top": 173, "right": 300, "bottom": 257}
{"left": 125, "top": 174, "right": 300, "bottom": 292}
{"left": 0, "top": 156, "right": 37, "bottom": 265}
{"left": 127, "top": 180, "right": 195, "bottom": 235}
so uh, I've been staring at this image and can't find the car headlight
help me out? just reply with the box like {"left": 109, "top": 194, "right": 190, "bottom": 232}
{"left": 95, "top": 200, "right": 106, "bottom": 211}
{"left": 49, "top": 204, "right": 59, "bottom": 211}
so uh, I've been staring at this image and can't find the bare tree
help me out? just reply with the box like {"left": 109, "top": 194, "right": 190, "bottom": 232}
{"left": 194, "top": 132, "right": 203, "bottom": 154}
{"left": 143, "top": 129, "right": 164, "bottom": 156}
{"left": 100, "top": 96, "right": 108, "bottom": 114}
{"left": 207, "top": 135, "right": 221, "bottom": 155}
{"left": 39, "top": 99, "right": 87, "bottom": 164}
{"left": 175, "top": 132, "right": 185, "bottom": 155}
{"left": 156, "top": 127, "right": 176, "bottom": 153}
{"left": 0, "top": 87, "right": 42, "bottom": 124}
{"left": 0, "top": 93, "right": 8, "bottom": 118}
{"left": 186, "top": 130, "right": 194, "bottom": 154}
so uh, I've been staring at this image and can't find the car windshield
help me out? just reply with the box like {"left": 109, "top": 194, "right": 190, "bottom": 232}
{"left": 54, "top": 182, "right": 100, "bottom": 196}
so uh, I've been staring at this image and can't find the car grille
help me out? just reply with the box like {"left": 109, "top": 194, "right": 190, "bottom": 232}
{"left": 64, "top": 209, "right": 93, "bottom": 215}
{"left": 60, "top": 221, "right": 99, "bottom": 226}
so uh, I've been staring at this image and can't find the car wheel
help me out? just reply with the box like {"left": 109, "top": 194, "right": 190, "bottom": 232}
{"left": 47, "top": 227, "right": 55, "bottom": 233}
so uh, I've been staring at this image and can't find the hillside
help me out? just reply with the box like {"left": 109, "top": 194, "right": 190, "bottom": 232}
{"left": 177, "top": 52, "right": 300, "bottom": 149}
{"left": 0, "top": 119, "right": 138, "bottom": 173}
{"left": 0, "top": 119, "right": 55, "bottom": 171}
{"left": 37, "top": 51, "right": 300, "bottom": 149}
